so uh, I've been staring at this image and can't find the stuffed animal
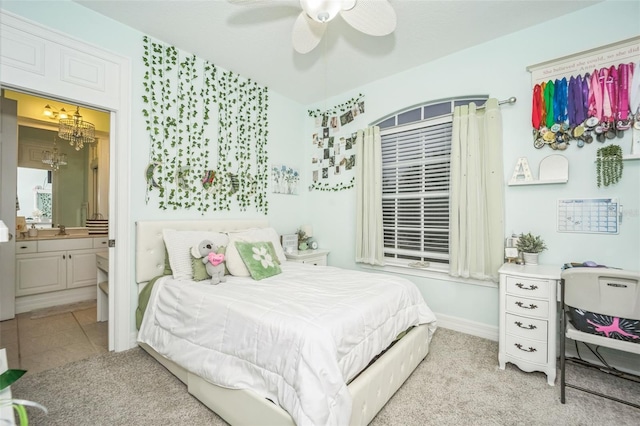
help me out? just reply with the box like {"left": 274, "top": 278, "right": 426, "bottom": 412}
{"left": 191, "top": 240, "right": 226, "bottom": 284}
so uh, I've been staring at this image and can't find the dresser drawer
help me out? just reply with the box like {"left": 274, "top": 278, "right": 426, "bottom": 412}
{"left": 505, "top": 294, "right": 549, "bottom": 319}
{"left": 505, "top": 333, "right": 547, "bottom": 364}
{"left": 505, "top": 313, "right": 548, "bottom": 341}
{"left": 505, "top": 275, "right": 549, "bottom": 298}
{"left": 15, "top": 241, "right": 37, "bottom": 254}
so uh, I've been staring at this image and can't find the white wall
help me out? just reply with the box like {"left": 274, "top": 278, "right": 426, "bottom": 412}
{"left": 1, "top": 0, "right": 306, "bottom": 338}
{"left": 4, "top": 0, "right": 639, "bottom": 337}
{"left": 303, "top": 1, "right": 640, "bottom": 331}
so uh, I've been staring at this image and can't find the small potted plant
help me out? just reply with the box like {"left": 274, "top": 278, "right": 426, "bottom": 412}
{"left": 516, "top": 232, "right": 547, "bottom": 265}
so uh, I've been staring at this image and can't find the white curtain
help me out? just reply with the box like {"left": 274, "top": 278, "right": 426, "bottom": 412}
{"left": 449, "top": 99, "right": 504, "bottom": 281}
{"left": 355, "top": 126, "right": 384, "bottom": 265}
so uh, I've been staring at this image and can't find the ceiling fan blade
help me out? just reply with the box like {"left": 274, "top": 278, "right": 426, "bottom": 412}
{"left": 292, "top": 12, "right": 327, "bottom": 54}
{"left": 340, "top": 0, "right": 396, "bottom": 36}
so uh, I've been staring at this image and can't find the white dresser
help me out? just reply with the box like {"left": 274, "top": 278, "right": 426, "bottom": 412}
{"left": 498, "top": 263, "right": 561, "bottom": 386}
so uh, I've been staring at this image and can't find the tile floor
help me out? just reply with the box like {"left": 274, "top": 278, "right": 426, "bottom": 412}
{"left": 0, "top": 303, "right": 108, "bottom": 376}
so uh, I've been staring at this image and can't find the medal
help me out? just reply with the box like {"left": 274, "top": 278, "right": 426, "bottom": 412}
{"left": 534, "top": 138, "right": 545, "bottom": 149}
{"left": 550, "top": 123, "right": 561, "bottom": 132}
{"left": 573, "top": 125, "right": 585, "bottom": 137}
{"left": 606, "top": 122, "right": 616, "bottom": 139}
{"left": 550, "top": 142, "right": 558, "bottom": 150}
{"left": 543, "top": 131, "right": 555, "bottom": 142}
{"left": 586, "top": 117, "right": 599, "bottom": 128}
{"left": 584, "top": 132, "right": 593, "bottom": 143}
{"left": 557, "top": 141, "right": 567, "bottom": 150}
{"left": 577, "top": 138, "right": 585, "bottom": 148}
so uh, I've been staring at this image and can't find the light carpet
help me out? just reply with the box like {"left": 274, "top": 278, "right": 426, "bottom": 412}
{"left": 11, "top": 328, "right": 640, "bottom": 425}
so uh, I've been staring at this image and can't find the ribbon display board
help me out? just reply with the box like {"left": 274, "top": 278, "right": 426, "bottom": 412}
{"left": 526, "top": 37, "right": 640, "bottom": 152}
{"left": 527, "top": 37, "right": 639, "bottom": 87}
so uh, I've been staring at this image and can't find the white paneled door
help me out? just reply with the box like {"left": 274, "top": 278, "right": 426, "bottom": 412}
{"left": 0, "top": 96, "right": 17, "bottom": 321}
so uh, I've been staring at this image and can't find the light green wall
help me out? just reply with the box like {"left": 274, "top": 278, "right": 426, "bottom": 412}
{"left": 303, "top": 0, "right": 640, "bottom": 327}
{"left": 4, "top": 0, "right": 639, "bottom": 333}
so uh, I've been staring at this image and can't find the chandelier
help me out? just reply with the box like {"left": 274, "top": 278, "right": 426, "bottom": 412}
{"left": 42, "top": 138, "right": 68, "bottom": 171}
{"left": 58, "top": 106, "right": 95, "bottom": 151}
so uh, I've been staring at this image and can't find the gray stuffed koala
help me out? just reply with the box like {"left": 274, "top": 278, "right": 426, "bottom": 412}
{"left": 191, "top": 239, "right": 226, "bottom": 284}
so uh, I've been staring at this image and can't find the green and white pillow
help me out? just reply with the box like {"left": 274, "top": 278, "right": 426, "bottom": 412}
{"left": 234, "top": 241, "right": 282, "bottom": 281}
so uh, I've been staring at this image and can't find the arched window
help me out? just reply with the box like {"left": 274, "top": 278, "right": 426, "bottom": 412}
{"left": 374, "top": 96, "right": 487, "bottom": 268}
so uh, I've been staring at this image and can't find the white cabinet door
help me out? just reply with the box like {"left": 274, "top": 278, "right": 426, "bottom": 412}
{"left": 67, "top": 249, "right": 100, "bottom": 289}
{"left": 16, "top": 252, "right": 66, "bottom": 296}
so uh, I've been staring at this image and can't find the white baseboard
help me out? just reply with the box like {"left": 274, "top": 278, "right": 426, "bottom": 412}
{"left": 434, "top": 312, "right": 499, "bottom": 342}
{"left": 15, "top": 287, "right": 96, "bottom": 314}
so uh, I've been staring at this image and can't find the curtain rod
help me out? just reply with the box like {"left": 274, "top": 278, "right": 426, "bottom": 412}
{"left": 477, "top": 96, "right": 517, "bottom": 110}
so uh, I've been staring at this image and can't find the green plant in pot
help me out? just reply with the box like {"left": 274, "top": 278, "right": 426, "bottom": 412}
{"left": 516, "top": 232, "right": 547, "bottom": 265}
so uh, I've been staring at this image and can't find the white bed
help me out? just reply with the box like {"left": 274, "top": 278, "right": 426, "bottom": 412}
{"left": 135, "top": 219, "right": 437, "bottom": 425}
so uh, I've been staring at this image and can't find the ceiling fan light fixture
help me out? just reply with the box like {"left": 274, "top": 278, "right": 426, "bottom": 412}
{"left": 300, "top": 0, "right": 342, "bottom": 23}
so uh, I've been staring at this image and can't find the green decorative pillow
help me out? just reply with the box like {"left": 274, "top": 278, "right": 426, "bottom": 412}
{"left": 234, "top": 241, "right": 282, "bottom": 281}
{"left": 191, "top": 246, "right": 229, "bottom": 281}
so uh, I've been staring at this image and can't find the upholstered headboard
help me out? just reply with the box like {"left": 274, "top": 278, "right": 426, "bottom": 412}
{"left": 135, "top": 219, "right": 269, "bottom": 284}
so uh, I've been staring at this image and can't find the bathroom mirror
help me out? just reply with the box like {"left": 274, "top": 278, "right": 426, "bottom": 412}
{"left": 6, "top": 89, "right": 111, "bottom": 230}
{"left": 17, "top": 126, "right": 98, "bottom": 228}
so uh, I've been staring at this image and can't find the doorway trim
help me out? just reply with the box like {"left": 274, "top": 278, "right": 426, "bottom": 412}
{"left": 1, "top": 10, "right": 132, "bottom": 351}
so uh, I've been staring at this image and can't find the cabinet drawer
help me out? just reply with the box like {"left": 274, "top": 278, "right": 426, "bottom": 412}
{"left": 505, "top": 313, "right": 547, "bottom": 341}
{"left": 505, "top": 333, "right": 547, "bottom": 364}
{"left": 15, "top": 241, "right": 37, "bottom": 254}
{"left": 505, "top": 275, "right": 548, "bottom": 298}
{"left": 38, "top": 238, "right": 93, "bottom": 252}
{"left": 505, "top": 294, "right": 549, "bottom": 319}
{"left": 93, "top": 237, "right": 109, "bottom": 249}
{"left": 96, "top": 253, "right": 108, "bottom": 271}
{"left": 301, "top": 256, "right": 327, "bottom": 266}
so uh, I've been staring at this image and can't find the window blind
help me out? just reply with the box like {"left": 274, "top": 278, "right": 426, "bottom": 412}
{"left": 381, "top": 118, "right": 452, "bottom": 263}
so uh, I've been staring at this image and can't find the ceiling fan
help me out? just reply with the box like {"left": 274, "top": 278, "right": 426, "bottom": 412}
{"left": 229, "top": 0, "right": 397, "bottom": 54}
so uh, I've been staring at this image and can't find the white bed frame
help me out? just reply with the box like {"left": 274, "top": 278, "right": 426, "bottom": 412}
{"left": 135, "top": 219, "right": 431, "bottom": 425}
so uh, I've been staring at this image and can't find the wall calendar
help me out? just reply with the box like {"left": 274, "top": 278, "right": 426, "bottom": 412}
{"left": 557, "top": 198, "right": 619, "bottom": 234}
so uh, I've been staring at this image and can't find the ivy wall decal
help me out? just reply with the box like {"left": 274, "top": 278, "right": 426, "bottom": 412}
{"left": 142, "top": 36, "right": 270, "bottom": 213}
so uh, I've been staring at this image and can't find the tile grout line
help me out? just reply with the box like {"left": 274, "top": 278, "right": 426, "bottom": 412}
{"left": 73, "top": 311, "right": 101, "bottom": 355}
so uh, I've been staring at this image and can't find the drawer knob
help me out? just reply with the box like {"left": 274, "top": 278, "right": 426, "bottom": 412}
{"left": 515, "top": 283, "right": 538, "bottom": 291}
{"left": 515, "top": 301, "right": 538, "bottom": 310}
{"left": 514, "top": 343, "right": 537, "bottom": 353}
{"left": 514, "top": 321, "right": 537, "bottom": 330}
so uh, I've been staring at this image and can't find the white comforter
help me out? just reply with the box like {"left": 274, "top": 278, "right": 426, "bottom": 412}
{"left": 138, "top": 262, "right": 437, "bottom": 426}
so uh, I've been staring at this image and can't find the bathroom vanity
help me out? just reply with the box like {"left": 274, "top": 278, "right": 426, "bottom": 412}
{"left": 14, "top": 229, "right": 108, "bottom": 313}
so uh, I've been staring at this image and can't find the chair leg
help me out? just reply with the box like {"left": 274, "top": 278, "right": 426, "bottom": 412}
{"left": 560, "top": 311, "right": 566, "bottom": 404}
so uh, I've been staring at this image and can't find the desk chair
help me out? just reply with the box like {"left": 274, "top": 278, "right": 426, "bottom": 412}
{"left": 560, "top": 267, "right": 640, "bottom": 409}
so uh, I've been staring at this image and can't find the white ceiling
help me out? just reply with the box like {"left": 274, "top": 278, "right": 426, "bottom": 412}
{"left": 74, "top": 0, "right": 602, "bottom": 105}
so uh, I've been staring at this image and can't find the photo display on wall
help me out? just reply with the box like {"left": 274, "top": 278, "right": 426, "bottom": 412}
{"left": 308, "top": 94, "right": 365, "bottom": 191}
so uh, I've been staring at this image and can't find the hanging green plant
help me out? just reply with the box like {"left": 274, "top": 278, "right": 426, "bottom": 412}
{"left": 309, "top": 177, "right": 355, "bottom": 192}
{"left": 142, "top": 35, "right": 270, "bottom": 213}
{"left": 307, "top": 93, "right": 364, "bottom": 118}
{"left": 596, "top": 144, "right": 623, "bottom": 188}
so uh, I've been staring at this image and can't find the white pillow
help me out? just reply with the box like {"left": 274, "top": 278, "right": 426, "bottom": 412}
{"left": 162, "top": 229, "right": 229, "bottom": 280}
{"left": 225, "top": 227, "right": 286, "bottom": 277}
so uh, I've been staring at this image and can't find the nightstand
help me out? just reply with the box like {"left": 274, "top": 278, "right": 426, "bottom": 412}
{"left": 284, "top": 249, "right": 329, "bottom": 266}
{"left": 498, "top": 263, "right": 561, "bottom": 386}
